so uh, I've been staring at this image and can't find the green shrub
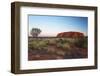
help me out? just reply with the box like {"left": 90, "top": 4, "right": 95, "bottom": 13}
{"left": 38, "top": 41, "right": 48, "bottom": 47}
{"left": 29, "top": 39, "right": 49, "bottom": 50}
{"left": 73, "top": 38, "right": 87, "bottom": 48}
{"left": 28, "top": 41, "right": 39, "bottom": 49}
{"left": 62, "top": 43, "right": 70, "bottom": 50}
{"left": 48, "top": 39, "right": 57, "bottom": 45}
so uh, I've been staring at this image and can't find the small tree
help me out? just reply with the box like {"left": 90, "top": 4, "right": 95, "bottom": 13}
{"left": 31, "top": 28, "right": 41, "bottom": 37}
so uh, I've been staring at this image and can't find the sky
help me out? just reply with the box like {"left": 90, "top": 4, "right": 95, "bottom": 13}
{"left": 28, "top": 15, "right": 88, "bottom": 37}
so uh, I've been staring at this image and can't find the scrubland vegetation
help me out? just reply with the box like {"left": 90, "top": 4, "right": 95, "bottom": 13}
{"left": 28, "top": 37, "right": 88, "bottom": 60}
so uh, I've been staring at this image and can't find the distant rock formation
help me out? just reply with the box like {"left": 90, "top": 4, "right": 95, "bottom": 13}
{"left": 57, "top": 31, "right": 84, "bottom": 38}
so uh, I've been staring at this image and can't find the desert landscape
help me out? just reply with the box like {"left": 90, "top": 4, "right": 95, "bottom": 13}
{"left": 28, "top": 15, "right": 88, "bottom": 61}
{"left": 28, "top": 32, "right": 88, "bottom": 60}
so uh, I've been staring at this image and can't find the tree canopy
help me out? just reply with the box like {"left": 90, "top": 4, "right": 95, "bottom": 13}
{"left": 31, "top": 28, "right": 41, "bottom": 37}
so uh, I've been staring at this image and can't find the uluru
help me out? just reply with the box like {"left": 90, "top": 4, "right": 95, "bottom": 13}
{"left": 57, "top": 31, "right": 84, "bottom": 38}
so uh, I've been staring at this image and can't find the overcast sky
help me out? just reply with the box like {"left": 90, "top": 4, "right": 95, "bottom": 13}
{"left": 28, "top": 15, "right": 88, "bottom": 37}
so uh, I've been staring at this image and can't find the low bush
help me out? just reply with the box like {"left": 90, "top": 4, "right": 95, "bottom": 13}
{"left": 73, "top": 38, "right": 87, "bottom": 48}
